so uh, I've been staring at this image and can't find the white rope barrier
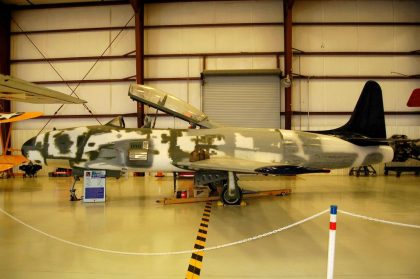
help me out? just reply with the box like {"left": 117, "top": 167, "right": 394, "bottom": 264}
{"left": 1, "top": 206, "right": 418, "bottom": 257}
{"left": 340, "top": 210, "right": 420, "bottom": 229}
{"left": 0, "top": 207, "right": 328, "bottom": 256}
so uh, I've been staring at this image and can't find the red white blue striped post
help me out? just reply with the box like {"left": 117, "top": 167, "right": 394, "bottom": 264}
{"left": 327, "top": 205, "right": 337, "bottom": 279}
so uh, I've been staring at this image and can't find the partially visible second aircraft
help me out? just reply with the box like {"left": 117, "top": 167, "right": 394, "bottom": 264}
{"left": 0, "top": 74, "right": 86, "bottom": 174}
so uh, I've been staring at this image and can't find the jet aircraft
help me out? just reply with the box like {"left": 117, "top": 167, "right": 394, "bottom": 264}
{"left": 21, "top": 80, "right": 403, "bottom": 204}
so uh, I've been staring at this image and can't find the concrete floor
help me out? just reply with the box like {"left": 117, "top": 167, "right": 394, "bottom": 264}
{"left": 0, "top": 174, "right": 419, "bottom": 279}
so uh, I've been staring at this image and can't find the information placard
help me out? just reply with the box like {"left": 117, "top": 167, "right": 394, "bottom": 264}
{"left": 83, "top": 170, "right": 106, "bottom": 203}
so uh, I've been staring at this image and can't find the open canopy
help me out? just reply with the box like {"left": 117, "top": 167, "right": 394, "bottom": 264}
{"left": 129, "top": 84, "right": 220, "bottom": 128}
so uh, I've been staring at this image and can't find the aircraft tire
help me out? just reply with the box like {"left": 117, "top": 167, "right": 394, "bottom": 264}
{"left": 221, "top": 186, "right": 242, "bottom": 205}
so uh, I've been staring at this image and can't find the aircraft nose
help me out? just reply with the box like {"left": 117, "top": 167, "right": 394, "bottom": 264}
{"left": 21, "top": 137, "right": 36, "bottom": 159}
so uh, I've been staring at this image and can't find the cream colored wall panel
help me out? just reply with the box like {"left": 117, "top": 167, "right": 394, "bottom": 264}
{"left": 293, "top": 1, "right": 324, "bottom": 22}
{"left": 252, "top": 26, "right": 283, "bottom": 52}
{"left": 55, "top": 61, "right": 112, "bottom": 81}
{"left": 356, "top": 0, "right": 393, "bottom": 22}
{"left": 379, "top": 80, "right": 420, "bottom": 111}
{"left": 209, "top": 57, "right": 254, "bottom": 70}
{"left": 251, "top": 0, "right": 283, "bottom": 22}
{"left": 145, "top": 29, "right": 182, "bottom": 54}
{"left": 145, "top": 1, "right": 282, "bottom": 26}
{"left": 11, "top": 102, "right": 45, "bottom": 115}
{"left": 109, "top": 60, "right": 135, "bottom": 79}
{"left": 214, "top": 1, "right": 253, "bottom": 23}
{"left": 293, "top": 26, "right": 325, "bottom": 51}
{"left": 10, "top": 35, "right": 46, "bottom": 59}
{"left": 109, "top": 30, "right": 136, "bottom": 55}
{"left": 323, "top": 57, "right": 359, "bottom": 75}
{"left": 215, "top": 27, "right": 254, "bottom": 52}
{"left": 322, "top": 27, "right": 358, "bottom": 51}
{"left": 394, "top": 27, "right": 420, "bottom": 51}
{"left": 357, "top": 27, "right": 395, "bottom": 51}
{"left": 250, "top": 56, "right": 278, "bottom": 69}
{"left": 322, "top": 1, "right": 358, "bottom": 22}
{"left": 358, "top": 57, "right": 393, "bottom": 76}
{"left": 14, "top": 118, "right": 107, "bottom": 131}
{"left": 187, "top": 82, "right": 202, "bottom": 111}
{"left": 145, "top": 58, "right": 187, "bottom": 78}
{"left": 394, "top": 0, "right": 420, "bottom": 22}
{"left": 46, "top": 32, "right": 112, "bottom": 57}
{"left": 322, "top": 81, "right": 362, "bottom": 111}
{"left": 109, "top": 85, "right": 137, "bottom": 114}
{"left": 146, "top": 27, "right": 282, "bottom": 54}
{"left": 11, "top": 63, "right": 61, "bottom": 82}
{"left": 12, "top": 5, "right": 133, "bottom": 32}
{"left": 109, "top": 5, "right": 135, "bottom": 26}
{"left": 294, "top": 56, "right": 325, "bottom": 76}
{"left": 176, "top": 29, "right": 217, "bottom": 53}
{"left": 146, "top": 2, "right": 216, "bottom": 25}
{"left": 392, "top": 56, "right": 420, "bottom": 76}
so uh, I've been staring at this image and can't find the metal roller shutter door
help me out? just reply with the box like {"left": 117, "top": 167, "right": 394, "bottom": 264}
{"left": 203, "top": 75, "right": 281, "bottom": 128}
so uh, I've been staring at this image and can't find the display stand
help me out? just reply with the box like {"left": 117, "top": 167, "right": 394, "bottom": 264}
{"left": 83, "top": 170, "right": 106, "bottom": 203}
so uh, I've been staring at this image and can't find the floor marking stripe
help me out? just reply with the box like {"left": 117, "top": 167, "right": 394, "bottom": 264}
{"left": 196, "top": 236, "right": 206, "bottom": 242}
{"left": 185, "top": 202, "right": 213, "bottom": 279}
{"left": 191, "top": 253, "right": 203, "bottom": 261}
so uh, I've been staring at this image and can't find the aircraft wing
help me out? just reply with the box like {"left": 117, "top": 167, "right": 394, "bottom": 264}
{"left": 0, "top": 74, "right": 86, "bottom": 104}
{"left": 174, "top": 157, "right": 330, "bottom": 175}
{"left": 0, "top": 155, "right": 28, "bottom": 172}
{"left": 0, "top": 112, "right": 43, "bottom": 124}
{"left": 129, "top": 84, "right": 220, "bottom": 128}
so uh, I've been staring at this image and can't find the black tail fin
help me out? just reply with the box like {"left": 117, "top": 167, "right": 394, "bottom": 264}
{"left": 317, "top": 80, "right": 387, "bottom": 144}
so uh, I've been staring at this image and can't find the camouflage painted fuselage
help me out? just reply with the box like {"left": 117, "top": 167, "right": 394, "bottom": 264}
{"left": 22, "top": 125, "right": 394, "bottom": 174}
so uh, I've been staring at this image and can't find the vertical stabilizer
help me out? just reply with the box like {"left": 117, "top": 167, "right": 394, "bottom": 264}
{"left": 316, "top": 80, "right": 387, "bottom": 143}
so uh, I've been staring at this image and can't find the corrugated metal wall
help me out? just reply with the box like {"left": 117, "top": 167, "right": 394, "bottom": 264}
{"left": 203, "top": 75, "right": 281, "bottom": 128}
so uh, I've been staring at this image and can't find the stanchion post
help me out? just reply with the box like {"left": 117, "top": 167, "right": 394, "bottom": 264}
{"left": 327, "top": 205, "right": 337, "bottom": 279}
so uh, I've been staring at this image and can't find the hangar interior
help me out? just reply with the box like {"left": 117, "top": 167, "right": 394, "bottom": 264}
{"left": 0, "top": 0, "right": 419, "bottom": 278}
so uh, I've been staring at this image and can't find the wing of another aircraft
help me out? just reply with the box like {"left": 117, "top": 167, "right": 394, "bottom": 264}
{"left": 0, "top": 112, "right": 43, "bottom": 124}
{"left": 0, "top": 74, "right": 86, "bottom": 104}
{"left": 129, "top": 84, "right": 221, "bottom": 128}
{"left": 175, "top": 157, "right": 330, "bottom": 175}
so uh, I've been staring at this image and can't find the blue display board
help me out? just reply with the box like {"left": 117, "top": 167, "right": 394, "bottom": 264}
{"left": 83, "top": 170, "right": 106, "bottom": 203}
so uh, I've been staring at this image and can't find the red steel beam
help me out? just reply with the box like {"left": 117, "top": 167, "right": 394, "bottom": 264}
{"left": 30, "top": 75, "right": 418, "bottom": 85}
{"left": 0, "top": 4, "right": 11, "bottom": 153}
{"left": 35, "top": 111, "right": 420, "bottom": 120}
{"left": 10, "top": 1, "right": 129, "bottom": 10}
{"left": 10, "top": 51, "right": 419, "bottom": 63}
{"left": 10, "top": 21, "right": 419, "bottom": 35}
{"left": 131, "top": 0, "right": 145, "bottom": 128}
{"left": 283, "top": 0, "right": 294, "bottom": 129}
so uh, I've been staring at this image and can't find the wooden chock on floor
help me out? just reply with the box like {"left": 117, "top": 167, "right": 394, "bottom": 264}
{"left": 157, "top": 188, "right": 292, "bottom": 205}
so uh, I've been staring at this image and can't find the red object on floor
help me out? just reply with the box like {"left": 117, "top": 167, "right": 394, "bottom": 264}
{"left": 155, "top": 171, "right": 165, "bottom": 177}
{"left": 407, "top": 88, "right": 420, "bottom": 107}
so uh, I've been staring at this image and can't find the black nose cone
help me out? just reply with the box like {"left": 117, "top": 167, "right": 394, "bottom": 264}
{"left": 21, "top": 137, "right": 36, "bottom": 159}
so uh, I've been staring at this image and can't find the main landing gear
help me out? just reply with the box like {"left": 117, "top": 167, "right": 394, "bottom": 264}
{"left": 70, "top": 176, "right": 81, "bottom": 201}
{"left": 220, "top": 172, "right": 243, "bottom": 205}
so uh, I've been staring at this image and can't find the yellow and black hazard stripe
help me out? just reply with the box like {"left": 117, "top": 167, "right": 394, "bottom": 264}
{"left": 186, "top": 201, "right": 212, "bottom": 279}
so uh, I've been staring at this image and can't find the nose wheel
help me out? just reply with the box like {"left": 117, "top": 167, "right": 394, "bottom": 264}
{"left": 221, "top": 172, "right": 243, "bottom": 205}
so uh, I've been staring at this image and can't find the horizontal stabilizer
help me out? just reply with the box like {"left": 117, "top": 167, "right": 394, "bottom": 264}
{"left": 255, "top": 166, "right": 330, "bottom": 175}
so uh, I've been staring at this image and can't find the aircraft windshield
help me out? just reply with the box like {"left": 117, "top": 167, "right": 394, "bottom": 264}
{"left": 129, "top": 84, "right": 208, "bottom": 123}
